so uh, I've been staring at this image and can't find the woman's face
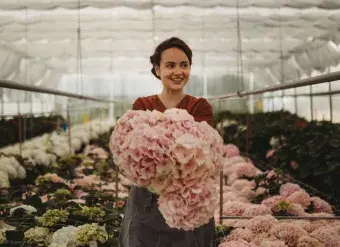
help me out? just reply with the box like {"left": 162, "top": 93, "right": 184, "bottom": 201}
{"left": 155, "top": 47, "right": 191, "bottom": 92}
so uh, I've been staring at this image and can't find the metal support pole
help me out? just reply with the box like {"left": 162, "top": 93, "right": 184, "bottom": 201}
{"left": 0, "top": 87, "right": 3, "bottom": 117}
{"left": 67, "top": 103, "right": 72, "bottom": 155}
{"left": 328, "top": 66, "right": 333, "bottom": 122}
{"left": 41, "top": 100, "right": 44, "bottom": 116}
{"left": 17, "top": 101, "right": 22, "bottom": 156}
{"left": 209, "top": 71, "right": 340, "bottom": 100}
{"left": 115, "top": 168, "right": 119, "bottom": 201}
{"left": 30, "top": 95, "right": 33, "bottom": 139}
{"left": 219, "top": 171, "right": 223, "bottom": 225}
{"left": 329, "top": 81, "right": 333, "bottom": 122}
{"left": 0, "top": 79, "right": 116, "bottom": 103}
{"left": 23, "top": 116, "right": 27, "bottom": 141}
{"left": 294, "top": 88, "right": 298, "bottom": 114}
{"left": 310, "top": 85, "right": 313, "bottom": 120}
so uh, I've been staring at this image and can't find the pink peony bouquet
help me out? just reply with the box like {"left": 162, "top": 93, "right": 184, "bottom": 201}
{"left": 158, "top": 178, "right": 218, "bottom": 230}
{"left": 109, "top": 108, "right": 224, "bottom": 230}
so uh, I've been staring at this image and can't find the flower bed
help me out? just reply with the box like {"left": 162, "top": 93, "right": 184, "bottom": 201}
{"left": 0, "top": 128, "right": 129, "bottom": 246}
{"left": 215, "top": 146, "right": 340, "bottom": 247}
{"left": 0, "top": 119, "right": 114, "bottom": 189}
{"left": 216, "top": 110, "right": 340, "bottom": 200}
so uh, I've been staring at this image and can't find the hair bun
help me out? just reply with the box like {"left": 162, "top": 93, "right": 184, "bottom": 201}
{"left": 150, "top": 55, "right": 154, "bottom": 65}
{"left": 151, "top": 67, "right": 160, "bottom": 80}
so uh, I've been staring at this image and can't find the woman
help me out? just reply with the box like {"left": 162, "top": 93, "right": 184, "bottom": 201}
{"left": 119, "top": 37, "right": 215, "bottom": 247}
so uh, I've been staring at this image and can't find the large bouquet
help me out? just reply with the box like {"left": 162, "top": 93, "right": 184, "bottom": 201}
{"left": 110, "top": 108, "right": 224, "bottom": 230}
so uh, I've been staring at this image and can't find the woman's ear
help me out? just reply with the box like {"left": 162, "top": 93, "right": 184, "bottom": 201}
{"left": 155, "top": 66, "right": 160, "bottom": 77}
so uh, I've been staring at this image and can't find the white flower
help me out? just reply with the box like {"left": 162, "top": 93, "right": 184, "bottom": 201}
{"left": 50, "top": 226, "right": 77, "bottom": 247}
{"left": 0, "top": 229, "right": 6, "bottom": 244}
{"left": 0, "top": 156, "right": 26, "bottom": 179}
{"left": 71, "top": 138, "right": 82, "bottom": 151}
{"left": 10, "top": 205, "right": 37, "bottom": 216}
{"left": 0, "top": 170, "right": 10, "bottom": 188}
{"left": 24, "top": 227, "right": 50, "bottom": 246}
{"left": 49, "top": 243, "right": 67, "bottom": 247}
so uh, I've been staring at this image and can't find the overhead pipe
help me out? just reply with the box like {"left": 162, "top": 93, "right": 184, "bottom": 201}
{"left": 0, "top": 79, "right": 116, "bottom": 103}
{"left": 208, "top": 70, "right": 340, "bottom": 101}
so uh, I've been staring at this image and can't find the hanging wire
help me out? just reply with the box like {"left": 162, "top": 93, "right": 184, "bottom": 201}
{"left": 151, "top": 0, "right": 156, "bottom": 45}
{"left": 236, "top": 0, "right": 244, "bottom": 92}
{"left": 110, "top": 8, "right": 114, "bottom": 101}
{"left": 76, "top": 0, "right": 84, "bottom": 96}
{"left": 24, "top": 7, "right": 28, "bottom": 87}
{"left": 278, "top": 6, "right": 285, "bottom": 112}
{"left": 278, "top": 8, "right": 285, "bottom": 84}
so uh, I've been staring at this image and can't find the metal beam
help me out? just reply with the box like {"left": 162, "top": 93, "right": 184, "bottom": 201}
{"left": 0, "top": 79, "right": 116, "bottom": 103}
{"left": 208, "top": 70, "right": 340, "bottom": 100}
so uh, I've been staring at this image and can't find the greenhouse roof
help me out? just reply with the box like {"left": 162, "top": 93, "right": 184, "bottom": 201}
{"left": 0, "top": 0, "right": 339, "bottom": 99}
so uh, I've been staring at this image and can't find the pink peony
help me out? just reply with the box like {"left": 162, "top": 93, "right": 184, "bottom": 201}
{"left": 110, "top": 109, "right": 224, "bottom": 194}
{"left": 242, "top": 204, "right": 272, "bottom": 217}
{"left": 261, "top": 195, "right": 286, "bottom": 208}
{"left": 44, "top": 173, "right": 67, "bottom": 185}
{"left": 222, "top": 201, "right": 250, "bottom": 216}
{"left": 280, "top": 183, "right": 302, "bottom": 197}
{"left": 227, "top": 173, "right": 239, "bottom": 185}
{"left": 226, "top": 228, "right": 254, "bottom": 242}
{"left": 261, "top": 240, "right": 287, "bottom": 247}
{"left": 249, "top": 232, "right": 271, "bottom": 246}
{"left": 70, "top": 175, "right": 101, "bottom": 190}
{"left": 110, "top": 108, "right": 224, "bottom": 230}
{"left": 84, "top": 145, "right": 108, "bottom": 159}
{"left": 246, "top": 215, "right": 278, "bottom": 234}
{"left": 223, "top": 144, "right": 240, "bottom": 158}
{"left": 231, "top": 179, "right": 255, "bottom": 191}
{"left": 235, "top": 163, "right": 258, "bottom": 178}
{"left": 310, "top": 228, "right": 340, "bottom": 247}
{"left": 223, "top": 156, "right": 247, "bottom": 175}
{"left": 296, "top": 236, "right": 324, "bottom": 247}
{"left": 270, "top": 198, "right": 307, "bottom": 216}
{"left": 288, "top": 220, "right": 314, "bottom": 233}
{"left": 237, "top": 187, "right": 256, "bottom": 200}
{"left": 310, "top": 197, "right": 333, "bottom": 214}
{"left": 287, "top": 203, "right": 308, "bottom": 216}
{"left": 219, "top": 239, "right": 256, "bottom": 247}
{"left": 158, "top": 181, "right": 218, "bottom": 231}
{"left": 287, "top": 190, "right": 311, "bottom": 208}
{"left": 269, "top": 223, "right": 308, "bottom": 247}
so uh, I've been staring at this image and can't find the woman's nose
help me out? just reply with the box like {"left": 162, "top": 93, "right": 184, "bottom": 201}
{"left": 174, "top": 65, "right": 183, "bottom": 74}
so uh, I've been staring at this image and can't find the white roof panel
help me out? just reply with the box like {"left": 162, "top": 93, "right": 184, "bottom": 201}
{"left": 0, "top": 0, "right": 339, "bottom": 98}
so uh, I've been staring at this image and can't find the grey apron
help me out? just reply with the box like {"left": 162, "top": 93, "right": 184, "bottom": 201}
{"left": 118, "top": 186, "right": 215, "bottom": 247}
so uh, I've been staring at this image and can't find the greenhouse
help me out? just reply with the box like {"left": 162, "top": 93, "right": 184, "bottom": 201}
{"left": 0, "top": 0, "right": 340, "bottom": 246}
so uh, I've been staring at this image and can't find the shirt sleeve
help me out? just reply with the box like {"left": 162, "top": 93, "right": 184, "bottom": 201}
{"left": 194, "top": 98, "right": 214, "bottom": 127}
{"left": 132, "top": 97, "right": 145, "bottom": 111}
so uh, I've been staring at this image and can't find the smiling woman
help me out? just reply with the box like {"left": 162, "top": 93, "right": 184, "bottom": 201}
{"left": 118, "top": 37, "right": 215, "bottom": 247}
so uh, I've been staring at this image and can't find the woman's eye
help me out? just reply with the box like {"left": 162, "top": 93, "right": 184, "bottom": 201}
{"left": 166, "top": 64, "right": 174, "bottom": 68}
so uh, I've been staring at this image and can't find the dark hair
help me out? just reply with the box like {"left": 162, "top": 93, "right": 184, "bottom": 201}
{"left": 150, "top": 37, "right": 192, "bottom": 80}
